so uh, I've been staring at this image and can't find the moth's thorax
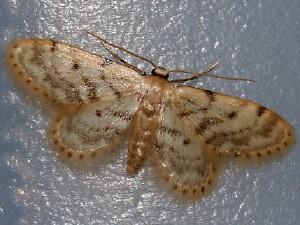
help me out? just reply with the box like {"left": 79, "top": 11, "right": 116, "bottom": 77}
{"left": 144, "top": 75, "right": 173, "bottom": 94}
{"left": 126, "top": 76, "right": 171, "bottom": 174}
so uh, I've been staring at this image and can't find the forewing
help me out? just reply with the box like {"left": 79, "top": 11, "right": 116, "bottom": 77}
{"left": 6, "top": 39, "right": 144, "bottom": 105}
{"left": 51, "top": 95, "right": 140, "bottom": 164}
{"left": 154, "top": 94, "right": 218, "bottom": 198}
{"left": 174, "top": 86, "right": 294, "bottom": 159}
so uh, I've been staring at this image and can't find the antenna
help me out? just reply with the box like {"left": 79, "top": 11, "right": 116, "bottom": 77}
{"left": 86, "top": 31, "right": 157, "bottom": 68}
{"left": 86, "top": 31, "right": 254, "bottom": 83}
{"left": 169, "top": 61, "right": 255, "bottom": 83}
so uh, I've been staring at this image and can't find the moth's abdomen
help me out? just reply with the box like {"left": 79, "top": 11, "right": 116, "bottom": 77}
{"left": 127, "top": 91, "right": 162, "bottom": 174}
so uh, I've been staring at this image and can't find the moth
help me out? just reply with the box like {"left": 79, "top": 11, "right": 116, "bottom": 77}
{"left": 5, "top": 33, "right": 294, "bottom": 198}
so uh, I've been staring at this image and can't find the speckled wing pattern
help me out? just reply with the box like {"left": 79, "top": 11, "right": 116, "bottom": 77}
{"left": 174, "top": 86, "right": 294, "bottom": 160}
{"left": 6, "top": 39, "right": 146, "bottom": 165}
{"left": 154, "top": 95, "right": 218, "bottom": 197}
{"left": 51, "top": 95, "right": 140, "bottom": 163}
{"left": 5, "top": 38, "right": 294, "bottom": 199}
{"left": 6, "top": 39, "right": 144, "bottom": 105}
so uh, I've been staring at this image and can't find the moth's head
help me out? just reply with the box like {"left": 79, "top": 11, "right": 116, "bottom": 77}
{"left": 151, "top": 67, "right": 169, "bottom": 79}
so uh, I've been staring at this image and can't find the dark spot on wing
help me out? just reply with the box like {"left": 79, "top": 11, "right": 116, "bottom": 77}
{"left": 81, "top": 77, "right": 99, "bottom": 101}
{"left": 257, "top": 106, "right": 267, "bottom": 117}
{"left": 169, "top": 146, "right": 175, "bottom": 152}
{"left": 267, "top": 150, "right": 272, "bottom": 155}
{"left": 111, "top": 86, "right": 122, "bottom": 98}
{"left": 44, "top": 73, "right": 61, "bottom": 88}
{"left": 99, "top": 73, "right": 122, "bottom": 98}
{"left": 31, "top": 44, "right": 46, "bottom": 69}
{"left": 205, "top": 126, "right": 254, "bottom": 147}
{"left": 72, "top": 62, "right": 80, "bottom": 70}
{"left": 160, "top": 126, "right": 181, "bottom": 136}
{"left": 201, "top": 186, "right": 205, "bottom": 193}
{"left": 179, "top": 110, "right": 195, "bottom": 117}
{"left": 183, "top": 138, "right": 191, "bottom": 145}
{"left": 195, "top": 117, "right": 223, "bottom": 135}
{"left": 204, "top": 89, "right": 215, "bottom": 102}
{"left": 95, "top": 110, "right": 102, "bottom": 117}
{"left": 81, "top": 132, "right": 105, "bottom": 145}
{"left": 208, "top": 178, "right": 212, "bottom": 185}
{"left": 110, "top": 110, "right": 132, "bottom": 121}
{"left": 231, "top": 136, "right": 250, "bottom": 146}
{"left": 64, "top": 82, "right": 81, "bottom": 102}
{"left": 67, "top": 152, "right": 72, "bottom": 158}
{"left": 99, "top": 74, "right": 106, "bottom": 81}
{"left": 50, "top": 40, "right": 59, "bottom": 52}
{"left": 227, "top": 111, "right": 238, "bottom": 119}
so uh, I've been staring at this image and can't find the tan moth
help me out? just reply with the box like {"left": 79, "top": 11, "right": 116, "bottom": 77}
{"left": 5, "top": 34, "right": 294, "bottom": 198}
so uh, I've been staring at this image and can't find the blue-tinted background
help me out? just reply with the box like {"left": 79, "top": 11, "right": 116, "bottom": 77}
{"left": 0, "top": 0, "right": 299, "bottom": 224}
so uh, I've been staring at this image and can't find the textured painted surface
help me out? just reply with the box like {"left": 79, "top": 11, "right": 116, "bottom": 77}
{"left": 0, "top": 0, "right": 299, "bottom": 224}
